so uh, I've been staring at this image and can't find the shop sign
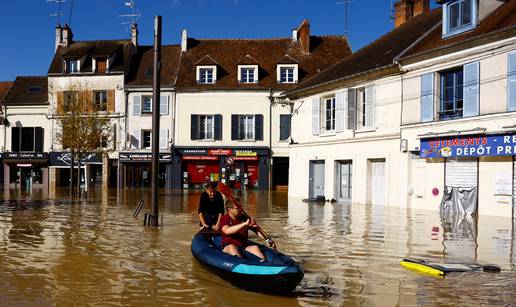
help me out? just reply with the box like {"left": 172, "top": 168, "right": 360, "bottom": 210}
{"left": 235, "top": 150, "right": 257, "bottom": 157}
{"left": 119, "top": 153, "right": 172, "bottom": 162}
{"left": 49, "top": 152, "right": 101, "bottom": 166}
{"left": 420, "top": 134, "right": 516, "bottom": 158}
{"left": 5, "top": 152, "right": 48, "bottom": 159}
{"left": 17, "top": 163, "right": 32, "bottom": 168}
{"left": 233, "top": 156, "right": 259, "bottom": 161}
{"left": 208, "top": 149, "right": 232, "bottom": 155}
{"left": 182, "top": 155, "right": 218, "bottom": 161}
{"left": 179, "top": 149, "right": 207, "bottom": 155}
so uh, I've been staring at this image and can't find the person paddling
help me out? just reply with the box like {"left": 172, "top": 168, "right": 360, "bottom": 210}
{"left": 220, "top": 199, "right": 275, "bottom": 261}
{"left": 198, "top": 181, "right": 225, "bottom": 231}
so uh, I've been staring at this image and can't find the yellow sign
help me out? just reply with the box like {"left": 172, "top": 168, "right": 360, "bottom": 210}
{"left": 235, "top": 150, "right": 257, "bottom": 157}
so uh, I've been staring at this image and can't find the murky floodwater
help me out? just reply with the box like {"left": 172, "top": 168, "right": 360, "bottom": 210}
{"left": 0, "top": 187, "right": 515, "bottom": 306}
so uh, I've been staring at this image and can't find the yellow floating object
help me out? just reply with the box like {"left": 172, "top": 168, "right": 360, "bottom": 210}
{"left": 400, "top": 261, "right": 445, "bottom": 277}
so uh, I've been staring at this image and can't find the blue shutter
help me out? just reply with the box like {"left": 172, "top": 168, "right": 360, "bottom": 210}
{"left": 160, "top": 95, "right": 168, "bottom": 115}
{"left": 132, "top": 95, "right": 141, "bottom": 115}
{"left": 508, "top": 52, "right": 516, "bottom": 111}
{"left": 335, "top": 91, "right": 345, "bottom": 132}
{"left": 365, "top": 85, "right": 375, "bottom": 128}
{"left": 463, "top": 61, "right": 480, "bottom": 117}
{"left": 420, "top": 73, "right": 434, "bottom": 122}
{"left": 312, "top": 97, "right": 320, "bottom": 135}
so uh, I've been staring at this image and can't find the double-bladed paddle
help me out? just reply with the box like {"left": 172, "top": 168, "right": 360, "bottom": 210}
{"left": 217, "top": 182, "right": 276, "bottom": 249}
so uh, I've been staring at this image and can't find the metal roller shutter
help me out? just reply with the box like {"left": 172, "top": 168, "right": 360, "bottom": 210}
{"left": 445, "top": 157, "right": 478, "bottom": 188}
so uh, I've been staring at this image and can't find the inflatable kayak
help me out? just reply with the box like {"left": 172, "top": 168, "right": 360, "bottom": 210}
{"left": 191, "top": 230, "right": 304, "bottom": 294}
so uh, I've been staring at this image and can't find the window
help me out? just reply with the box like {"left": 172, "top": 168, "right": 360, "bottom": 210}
{"left": 439, "top": 68, "right": 463, "bottom": 120}
{"left": 443, "top": 0, "right": 477, "bottom": 37}
{"left": 144, "top": 68, "right": 153, "bottom": 80}
{"left": 142, "top": 95, "right": 152, "bottom": 114}
{"left": 11, "top": 127, "right": 43, "bottom": 152}
{"left": 197, "top": 67, "right": 215, "bottom": 84}
{"left": 26, "top": 86, "right": 42, "bottom": 94}
{"left": 277, "top": 64, "right": 298, "bottom": 84}
{"left": 66, "top": 59, "right": 79, "bottom": 73}
{"left": 239, "top": 65, "right": 258, "bottom": 83}
{"left": 279, "top": 114, "right": 290, "bottom": 141}
{"left": 356, "top": 88, "right": 366, "bottom": 128}
{"left": 231, "top": 114, "right": 263, "bottom": 141}
{"left": 64, "top": 91, "right": 77, "bottom": 112}
{"left": 96, "top": 58, "right": 107, "bottom": 73}
{"left": 323, "top": 97, "right": 336, "bottom": 132}
{"left": 239, "top": 115, "right": 255, "bottom": 140}
{"left": 200, "top": 115, "right": 214, "bottom": 140}
{"left": 93, "top": 90, "right": 107, "bottom": 111}
{"left": 191, "top": 114, "right": 222, "bottom": 140}
{"left": 142, "top": 130, "right": 151, "bottom": 148}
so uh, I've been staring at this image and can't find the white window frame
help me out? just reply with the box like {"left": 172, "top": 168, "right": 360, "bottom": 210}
{"left": 65, "top": 59, "right": 79, "bottom": 73}
{"left": 322, "top": 96, "right": 336, "bottom": 133}
{"left": 442, "top": 0, "right": 477, "bottom": 38}
{"left": 199, "top": 115, "right": 215, "bottom": 140}
{"left": 196, "top": 65, "right": 217, "bottom": 84}
{"left": 356, "top": 87, "right": 366, "bottom": 128}
{"left": 239, "top": 115, "right": 255, "bottom": 141}
{"left": 142, "top": 130, "right": 152, "bottom": 149}
{"left": 238, "top": 65, "right": 258, "bottom": 83}
{"left": 142, "top": 95, "right": 152, "bottom": 114}
{"left": 277, "top": 64, "right": 298, "bottom": 84}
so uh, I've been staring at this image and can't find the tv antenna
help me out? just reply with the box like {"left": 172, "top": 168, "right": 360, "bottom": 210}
{"left": 118, "top": 0, "right": 141, "bottom": 30}
{"left": 389, "top": 0, "right": 396, "bottom": 22}
{"left": 47, "top": 0, "right": 66, "bottom": 25}
{"left": 336, "top": 0, "right": 355, "bottom": 38}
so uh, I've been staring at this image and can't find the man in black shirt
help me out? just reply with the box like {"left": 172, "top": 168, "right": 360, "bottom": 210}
{"left": 198, "top": 182, "right": 225, "bottom": 230}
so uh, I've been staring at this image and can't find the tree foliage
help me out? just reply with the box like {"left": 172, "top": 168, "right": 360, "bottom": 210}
{"left": 55, "top": 89, "right": 113, "bottom": 159}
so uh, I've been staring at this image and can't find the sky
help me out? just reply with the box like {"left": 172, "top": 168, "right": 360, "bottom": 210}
{"left": 0, "top": 0, "right": 438, "bottom": 81}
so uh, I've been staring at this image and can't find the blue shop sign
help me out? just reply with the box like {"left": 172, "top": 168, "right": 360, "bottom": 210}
{"left": 420, "top": 134, "right": 516, "bottom": 158}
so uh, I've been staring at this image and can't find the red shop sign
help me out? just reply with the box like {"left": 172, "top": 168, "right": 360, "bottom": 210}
{"left": 208, "top": 149, "right": 232, "bottom": 155}
{"left": 182, "top": 155, "right": 218, "bottom": 161}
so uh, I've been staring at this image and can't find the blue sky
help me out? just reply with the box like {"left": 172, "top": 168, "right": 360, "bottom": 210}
{"left": 0, "top": 0, "right": 438, "bottom": 81}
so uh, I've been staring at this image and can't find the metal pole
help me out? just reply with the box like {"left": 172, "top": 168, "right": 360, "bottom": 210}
{"left": 150, "top": 15, "right": 162, "bottom": 227}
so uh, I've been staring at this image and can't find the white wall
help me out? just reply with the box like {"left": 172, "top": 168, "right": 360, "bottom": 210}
{"left": 3, "top": 105, "right": 52, "bottom": 152}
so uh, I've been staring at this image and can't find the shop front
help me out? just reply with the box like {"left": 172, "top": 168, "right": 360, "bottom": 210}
{"left": 172, "top": 147, "right": 269, "bottom": 190}
{"left": 118, "top": 152, "right": 172, "bottom": 188}
{"left": 2, "top": 152, "right": 49, "bottom": 191}
{"left": 418, "top": 132, "right": 516, "bottom": 217}
{"left": 49, "top": 152, "right": 103, "bottom": 188}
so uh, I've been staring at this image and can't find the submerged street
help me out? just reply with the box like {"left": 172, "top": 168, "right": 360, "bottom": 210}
{"left": 0, "top": 188, "right": 514, "bottom": 306}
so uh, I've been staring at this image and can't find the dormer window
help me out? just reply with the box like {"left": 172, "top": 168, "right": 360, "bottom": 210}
{"left": 238, "top": 65, "right": 258, "bottom": 83}
{"left": 65, "top": 59, "right": 79, "bottom": 74}
{"left": 26, "top": 86, "right": 42, "bottom": 94}
{"left": 96, "top": 58, "right": 107, "bottom": 73}
{"left": 443, "top": 0, "right": 477, "bottom": 38}
{"left": 196, "top": 66, "right": 217, "bottom": 84}
{"left": 277, "top": 64, "right": 298, "bottom": 84}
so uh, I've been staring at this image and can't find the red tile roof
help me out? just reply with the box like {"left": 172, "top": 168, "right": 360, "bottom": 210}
{"left": 126, "top": 45, "right": 182, "bottom": 87}
{"left": 286, "top": 9, "right": 442, "bottom": 97}
{"left": 401, "top": 0, "right": 516, "bottom": 60}
{"left": 0, "top": 82, "right": 13, "bottom": 103}
{"left": 175, "top": 36, "right": 351, "bottom": 90}
{"left": 3, "top": 76, "right": 48, "bottom": 105}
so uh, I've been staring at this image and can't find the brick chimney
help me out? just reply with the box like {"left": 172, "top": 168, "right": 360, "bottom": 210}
{"left": 62, "top": 24, "right": 73, "bottom": 47}
{"left": 55, "top": 25, "right": 62, "bottom": 51}
{"left": 296, "top": 19, "right": 310, "bottom": 53}
{"left": 394, "top": 0, "right": 430, "bottom": 28}
{"left": 131, "top": 23, "right": 138, "bottom": 48}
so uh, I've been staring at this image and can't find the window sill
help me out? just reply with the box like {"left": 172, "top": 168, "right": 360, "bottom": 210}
{"left": 443, "top": 24, "right": 477, "bottom": 39}
{"left": 196, "top": 139, "right": 216, "bottom": 142}
{"left": 319, "top": 131, "right": 336, "bottom": 137}
{"left": 355, "top": 128, "right": 376, "bottom": 134}
{"left": 237, "top": 139, "right": 257, "bottom": 142}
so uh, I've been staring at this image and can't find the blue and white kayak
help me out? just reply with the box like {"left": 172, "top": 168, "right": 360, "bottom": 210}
{"left": 191, "top": 230, "right": 304, "bottom": 294}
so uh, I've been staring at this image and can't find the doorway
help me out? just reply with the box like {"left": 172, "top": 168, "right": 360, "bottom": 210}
{"left": 336, "top": 160, "right": 352, "bottom": 201}
{"left": 309, "top": 160, "right": 325, "bottom": 198}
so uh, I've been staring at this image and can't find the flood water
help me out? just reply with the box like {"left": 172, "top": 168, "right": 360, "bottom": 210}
{"left": 0, "top": 188, "right": 515, "bottom": 306}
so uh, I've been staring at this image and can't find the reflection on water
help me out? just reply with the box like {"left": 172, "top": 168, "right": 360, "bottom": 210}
{"left": 0, "top": 188, "right": 515, "bottom": 306}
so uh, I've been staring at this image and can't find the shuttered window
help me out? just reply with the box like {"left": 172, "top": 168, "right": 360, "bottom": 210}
{"left": 508, "top": 52, "right": 516, "bottom": 111}
{"left": 231, "top": 114, "right": 263, "bottom": 141}
{"left": 420, "top": 73, "right": 435, "bottom": 122}
{"left": 440, "top": 68, "right": 463, "bottom": 120}
{"left": 191, "top": 114, "right": 222, "bottom": 141}
{"left": 463, "top": 61, "right": 480, "bottom": 117}
{"left": 279, "top": 114, "right": 290, "bottom": 141}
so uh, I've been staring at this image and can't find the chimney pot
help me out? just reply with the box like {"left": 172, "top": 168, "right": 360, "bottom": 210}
{"left": 131, "top": 23, "right": 139, "bottom": 48}
{"left": 181, "top": 29, "right": 188, "bottom": 52}
{"left": 55, "top": 25, "right": 62, "bottom": 52}
{"left": 394, "top": 0, "right": 429, "bottom": 28}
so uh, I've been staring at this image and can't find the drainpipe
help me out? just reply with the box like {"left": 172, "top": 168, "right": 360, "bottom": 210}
{"left": 268, "top": 88, "right": 273, "bottom": 191}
